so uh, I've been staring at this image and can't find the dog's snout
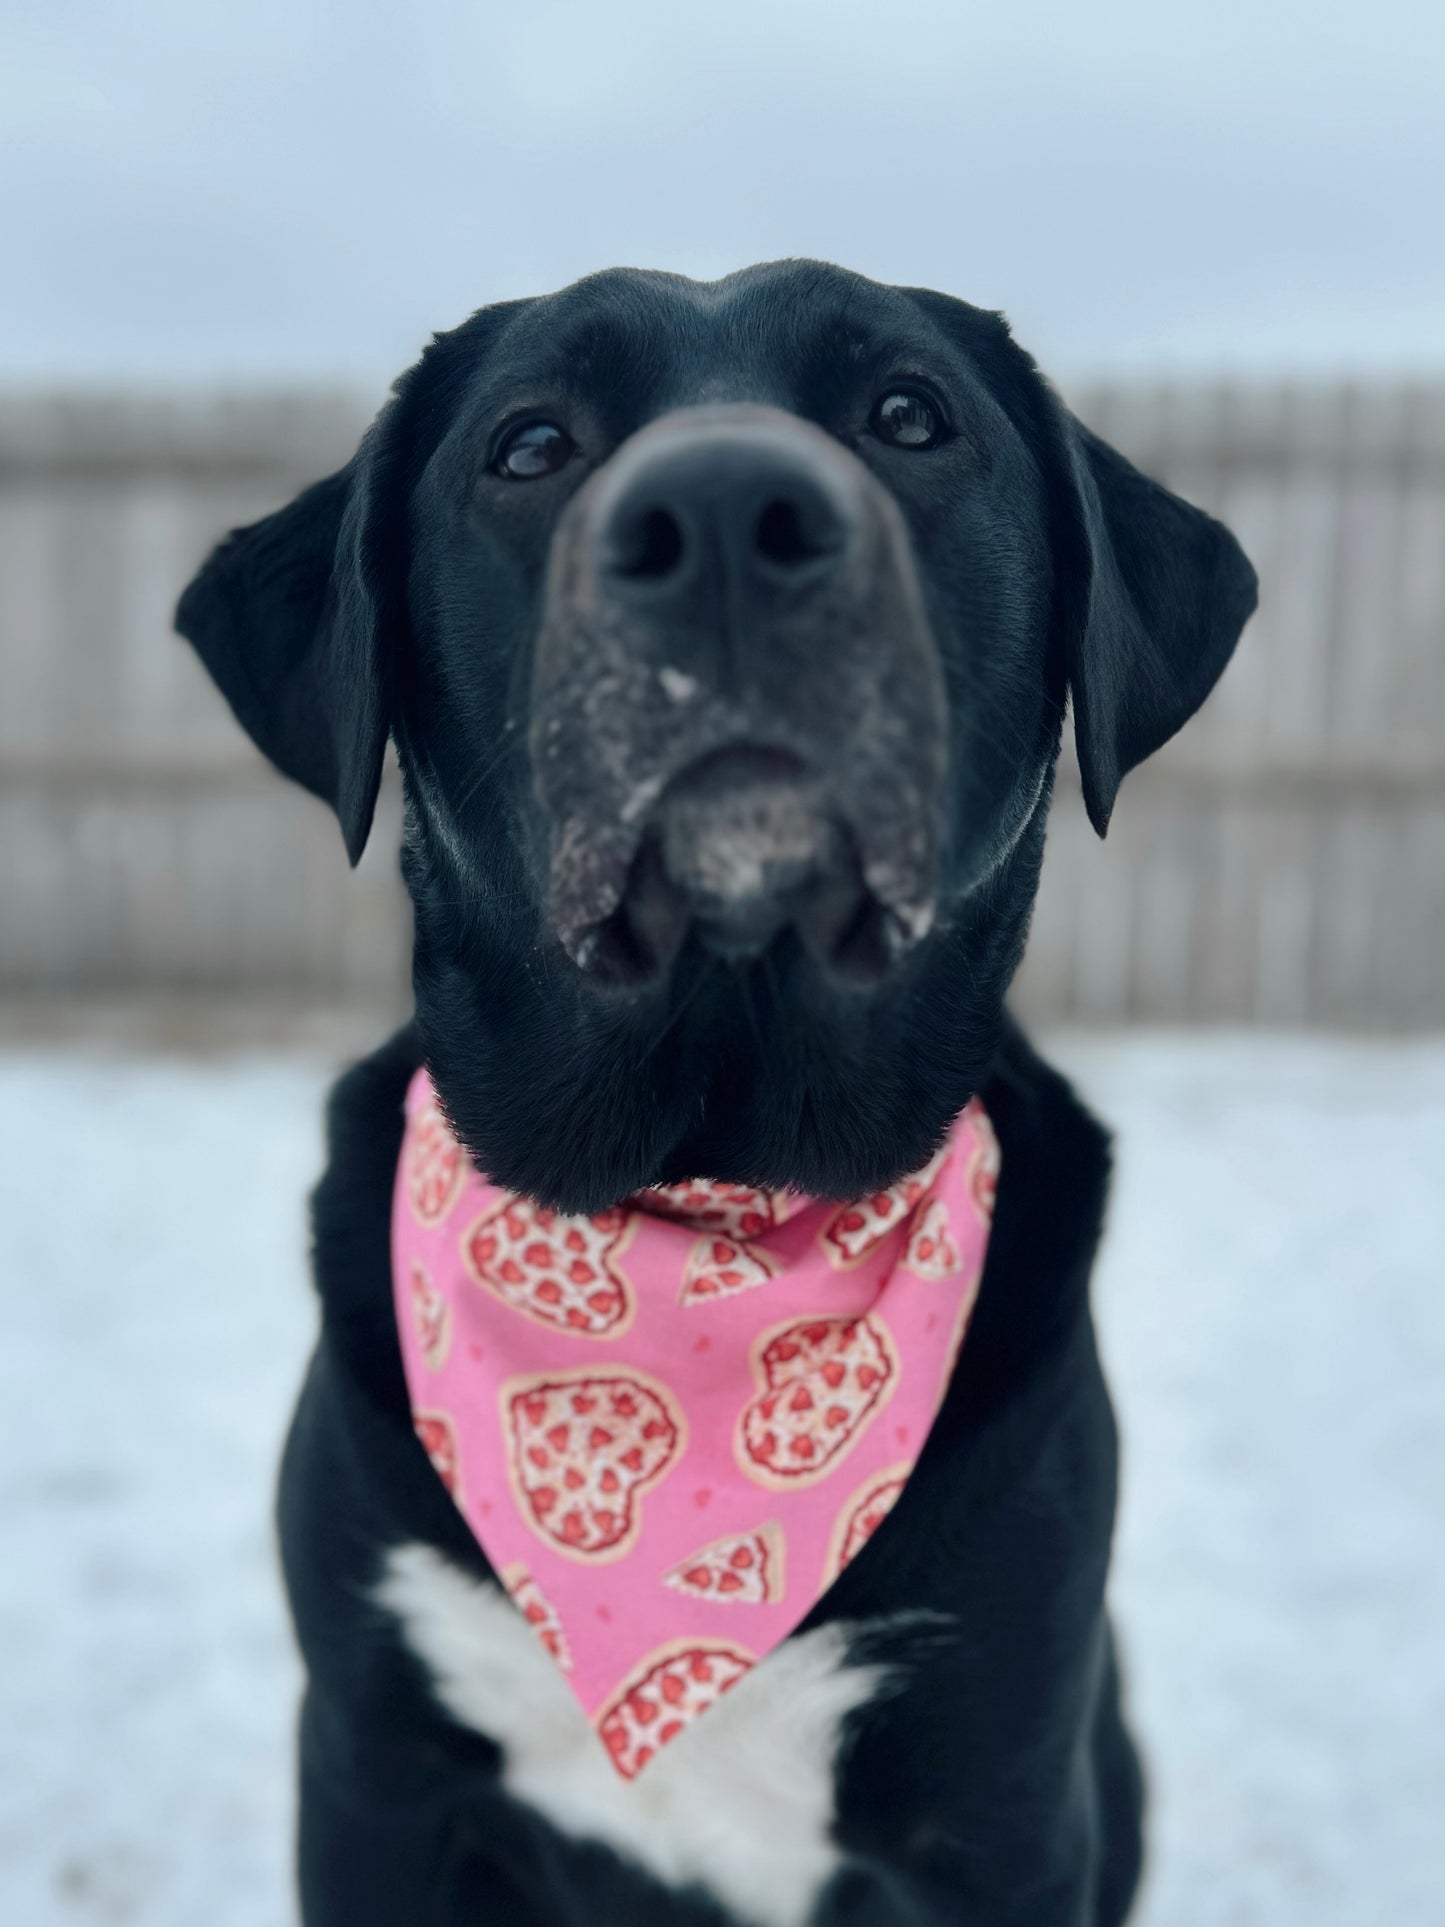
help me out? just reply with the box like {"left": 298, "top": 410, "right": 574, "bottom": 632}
{"left": 535, "top": 404, "right": 948, "bottom": 992}
{"left": 597, "top": 424, "right": 855, "bottom": 616}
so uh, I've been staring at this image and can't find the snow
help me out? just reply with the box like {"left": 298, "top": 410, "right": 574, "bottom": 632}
{"left": 2, "top": 1033, "right": 1442, "bottom": 1925}
{"left": 1050, "top": 1035, "right": 1445, "bottom": 1925}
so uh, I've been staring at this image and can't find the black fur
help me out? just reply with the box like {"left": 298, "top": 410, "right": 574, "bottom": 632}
{"left": 176, "top": 261, "right": 1254, "bottom": 1925}
{"left": 283, "top": 1018, "right": 1137, "bottom": 1925}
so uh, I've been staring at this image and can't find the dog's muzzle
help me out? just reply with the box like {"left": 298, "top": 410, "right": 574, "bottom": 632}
{"left": 530, "top": 404, "right": 948, "bottom": 988}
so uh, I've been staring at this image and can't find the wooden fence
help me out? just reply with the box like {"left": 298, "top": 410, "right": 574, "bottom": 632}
{"left": 1, "top": 384, "right": 1442, "bottom": 1027}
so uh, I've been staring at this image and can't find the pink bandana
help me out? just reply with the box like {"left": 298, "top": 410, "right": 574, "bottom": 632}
{"left": 392, "top": 1068, "right": 998, "bottom": 1778}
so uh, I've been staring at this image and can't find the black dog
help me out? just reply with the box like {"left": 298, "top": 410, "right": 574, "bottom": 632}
{"left": 177, "top": 261, "right": 1255, "bottom": 1926}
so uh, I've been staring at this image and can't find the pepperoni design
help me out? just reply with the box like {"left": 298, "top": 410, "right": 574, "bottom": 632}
{"left": 408, "top": 1258, "right": 452, "bottom": 1368}
{"left": 405, "top": 1100, "right": 467, "bottom": 1227}
{"left": 822, "top": 1463, "right": 911, "bottom": 1588}
{"left": 904, "top": 1198, "right": 962, "bottom": 1280}
{"left": 736, "top": 1314, "right": 898, "bottom": 1489}
{"left": 500, "top": 1563, "right": 572, "bottom": 1672}
{"left": 503, "top": 1370, "right": 685, "bottom": 1562}
{"left": 413, "top": 1409, "right": 462, "bottom": 1500}
{"left": 663, "top": 1524, "right": 784, "bottom": 1606}
{"left": 464, "top": 1198, "right": 635, "bottom": 1338}
{"left": 964, "top": 1101, "right": 1000, "bottom": 1222}
{"left": 677, "top": 1233, "right": 780, "bottom": 1307}
{"left": 597, "top": 1640, "right": 755, "bottom": 1778}
{"left": 637, "top": 1178, "right": 782, "bottom": 1239}
{"left": 819, "top": 1146, "right": 950, "bottom": 1268}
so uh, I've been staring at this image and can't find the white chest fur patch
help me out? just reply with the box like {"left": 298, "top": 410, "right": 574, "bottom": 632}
{"left": 378, "top": 1542, "right": 889, "bottom": 1927}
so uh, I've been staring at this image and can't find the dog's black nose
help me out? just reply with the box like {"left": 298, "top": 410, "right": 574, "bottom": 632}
{"left": 594, "top": 413, "right": 857, "bottom": 643}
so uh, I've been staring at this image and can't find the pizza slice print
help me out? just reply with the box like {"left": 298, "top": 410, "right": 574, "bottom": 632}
{"left": 596, "top": 1640, "right": 755, "bottom": 1779}
{"left": 413, "top": 1409, "right": 462, "bottom": 1501}
{"left": 663, "top": 1524, "right": 784, "bottom": 1605}
{"left": 736, "top": 1314, "right": 898, "bottom": 1489}
{"left": 820, "top": 1145, "right": 949, "bottom": 1267}
{"left": 638, "top": 1178, "right": 781, "bottom": 1239}
{"left": 407, "top": 1258, "right": 452, "bottom": 1368}
{"left": 963, "top": 1100, "right": 1000, "bottom": 1222}
{"left": 503, "top": 1370, "right": 685, "bottom": 1562}
{"left": 903, "top": 1198, "right": 962, "bottom": 1280}
{"left": 404, "top": 1099, "right": 467, "bottom": 1227}
{"left": 465, "top": 1197, "right": 635, "bottom": 1337}
{"left": 677, "top": 1233, "right": 780, "bottom": 1306}
{"left": 499, "top": 1563, "right": 572, "bottom": 1672}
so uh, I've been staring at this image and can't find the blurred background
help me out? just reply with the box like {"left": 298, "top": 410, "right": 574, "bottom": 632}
{"left": 2, "top": 4, "right": 1442, "bottom": 1924}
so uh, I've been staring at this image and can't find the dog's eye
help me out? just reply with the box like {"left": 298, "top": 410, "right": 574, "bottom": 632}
{"left": 872, "top": 390, "right": 944, "bottom": 450}
{"left": 494, "top": 420, "right": 576, "bottom": 480}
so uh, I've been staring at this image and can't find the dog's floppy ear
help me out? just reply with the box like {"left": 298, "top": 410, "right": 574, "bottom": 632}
{"left": 175, "top": 405, "right": 402, "bottom": 863}
{"left": 1050, "top": 409, "right": 1258, "bottom": 834}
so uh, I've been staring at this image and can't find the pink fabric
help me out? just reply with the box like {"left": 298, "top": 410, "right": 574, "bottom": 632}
{"left": 392, "top": 1068, "right": 998, "bottom": 1778}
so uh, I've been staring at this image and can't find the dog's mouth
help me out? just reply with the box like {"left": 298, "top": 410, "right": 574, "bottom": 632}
{"left": 554, "top": 745, "right": 934, "bottom": 992}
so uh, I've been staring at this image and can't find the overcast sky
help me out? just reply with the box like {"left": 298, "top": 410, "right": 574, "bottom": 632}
{"left": 3, "top": 0, "right": 1442, "bottom": 386}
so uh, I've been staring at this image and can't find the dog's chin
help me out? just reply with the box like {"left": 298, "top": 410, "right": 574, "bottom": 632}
{"left": 542, "top": 741, "right": 939, "bottom": 1000}
{"left": 416, "top": 900, "right": 1008, "bottom": 1216}
{"left": 560, "top": 834, "right": 923, "bottom": 997}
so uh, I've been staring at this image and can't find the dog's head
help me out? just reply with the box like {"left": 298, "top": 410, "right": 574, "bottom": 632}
{"left": 177, "top": 263, "right": 1255, "bottom": 1209}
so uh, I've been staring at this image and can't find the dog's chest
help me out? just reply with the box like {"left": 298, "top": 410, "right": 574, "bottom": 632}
{"left": 380, "top": 1542, "right": 889, "bottom": 1927}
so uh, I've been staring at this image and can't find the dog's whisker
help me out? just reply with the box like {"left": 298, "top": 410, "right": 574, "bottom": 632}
{"left": 448, "top": 729, "right": 526, "bottom": 823}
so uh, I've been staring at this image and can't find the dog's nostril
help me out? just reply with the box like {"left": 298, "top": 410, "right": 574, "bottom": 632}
{"left": 613, "top": 506, "right": 687, "bottom": 580}
{"left": 754, "top": 496, "right": 832, "bottom": 570}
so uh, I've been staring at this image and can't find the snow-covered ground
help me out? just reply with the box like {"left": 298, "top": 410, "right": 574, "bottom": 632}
{"left": 2, "top": 1032, "right": 1442, "bottom": 1925}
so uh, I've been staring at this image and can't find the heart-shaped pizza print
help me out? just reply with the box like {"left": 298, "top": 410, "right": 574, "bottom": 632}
{"left": 597, "top": 1640, "right": 755, "bottom": 1779}
{"left": 504, "top": 1370, "right": 685, "bottom": 1562}
{"left": 637, "top": 1178, "right": 782, "bottom": 1239}
{"left": 677, "top": 1234, "right": 779, "bottom": 1306}
{"left": 822, "top": 1462, "right": 910, "bottom": 1587}
{"left": 465, "top": 1198, "right": 635, "bottom": 1337}
{"left": 413, "top": 1409, "right": 462, "bottom": 1500}
{"left": 819, "top": 1145, "right": 949, "bottom": 1268}
{"left": 408, "top": 1259, "right": 452, "bottom": 1368}
{"left": 964, "top": 1101, "right": 1000, "bottom": 1221}
{"left": 904, "top": 1199, "right": 962, "bottom": 1280}
{"left": 736, "top": 1314, "right": 898, "bottom": 1489}
{"left": 499, "top": 1563, "right": 572, "bottom": 1671}
{"left": 663, "top": 1524, "right": 784, "bottom": 1605}
{"left": 405, "top": 1101, "right": 467, "bottom": 1227}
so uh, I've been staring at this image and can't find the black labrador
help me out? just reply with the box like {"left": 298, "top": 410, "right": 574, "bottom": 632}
{"left": 177, "top": 261, "right": 1255, "bottom": 1927}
